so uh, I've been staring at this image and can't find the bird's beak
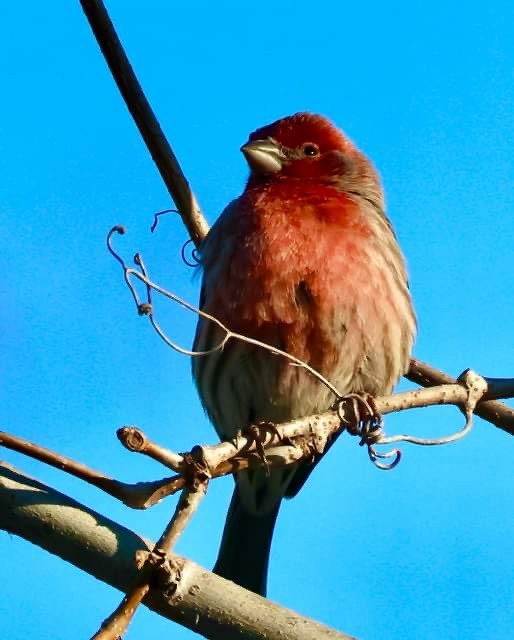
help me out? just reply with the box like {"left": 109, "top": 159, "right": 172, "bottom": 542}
{"left": 240, "top": 138, "right": 285, "bottom": 175}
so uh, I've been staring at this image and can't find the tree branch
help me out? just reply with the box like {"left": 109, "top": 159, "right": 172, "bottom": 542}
{"left": 93, "top": 470, "right": 209, "bottom": 638}
{"left": 407, "top": 358, "right": 514, "bottom": 436}
{"left": 0, "top": 462, "right": 354, "bottom": 640}
{"left": 79, "top": 0, "right": 209, "bottom": 247}
{"left": 0, "top": 430, "right": 179, "bottom": 508}
{"left": 1, "top": 371, "right": 512, "bottom": 516}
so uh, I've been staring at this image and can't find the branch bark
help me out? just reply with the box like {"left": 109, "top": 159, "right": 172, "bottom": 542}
{"left": 79, "top": 0, "right": 209, "bottom": 247}
{"left": 1, "top": 371, "right": 512, "bottom": 519}
{"left": 0, "top": 462, "right": 354, "bottom": 640}
{"left": 92, "top": 479, "right": 209, "bottom": 639}
{"left": 407, "top": 358, "right": 514, "bottom": 436}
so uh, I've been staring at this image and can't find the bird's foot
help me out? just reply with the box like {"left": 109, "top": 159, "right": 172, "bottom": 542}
{"left": 239, "top": 421, "right": 282, "bottom": 475}
{"left": 336, "top": 393, "right": 384, "bottom": 446}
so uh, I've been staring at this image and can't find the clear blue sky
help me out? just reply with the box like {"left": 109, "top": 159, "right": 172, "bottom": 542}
{"left": 1, "top": 2, "right": 513, "bottom": 638}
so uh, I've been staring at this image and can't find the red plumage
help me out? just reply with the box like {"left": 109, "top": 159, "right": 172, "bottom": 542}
{"left": 193, "top": 113, "right": 416, "bottom": 595}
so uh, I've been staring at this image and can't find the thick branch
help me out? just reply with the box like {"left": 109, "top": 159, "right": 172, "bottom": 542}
{"left": 79, "top": 0, "right": 209, "bottom": 247}
{"left": 0, "top": 462, "right": 354, "bottom": 640}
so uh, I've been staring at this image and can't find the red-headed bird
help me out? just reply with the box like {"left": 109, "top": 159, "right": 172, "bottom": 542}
{"left": 193, "top": 113, "right": 416, "bottom": 595}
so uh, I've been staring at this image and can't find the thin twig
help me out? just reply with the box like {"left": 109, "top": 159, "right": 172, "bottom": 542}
{"left": 117, "top": 426, "right": 184, "bottom": 472}
{"left": 0, "top": 430, "right": 178, "bottom": 509}
{"left": 117, "top": 425, "right": 307, "bottom": 487}
{"left": 1, "top": 372, "right": 510, "bottom": 511}
{"left": 1, "top": 369, "right": 510, "bottom": 514}
{"left": 386, "top": 370, "right": 488, "bottom": 446}
{"left": 194, "top": 379, "right": 493, "bottom": 473}
{"left": 92, "top": 481, "right": 208, "bottom": 639}
{"left": 79, "top": 0, "right": 209, "bottom": 247}
{"left": 110, "top": 372, "right": 503, "bottom": 486}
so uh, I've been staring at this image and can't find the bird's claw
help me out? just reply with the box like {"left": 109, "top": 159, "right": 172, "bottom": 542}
{"left": 336, "top": 393, "right": 384, "bottom": 446}
{"left": 336, "top": 394, "right": 402, "bottom": 471}
{"left": 240, "top": 421, "right": 281, "bottom": 475}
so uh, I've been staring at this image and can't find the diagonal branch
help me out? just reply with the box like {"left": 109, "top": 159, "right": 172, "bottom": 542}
{"left": 2, "top": 371, "right": 512, "bottom": 515}
{"left": 0, "top": 462, "right": 354, "bottom": 640}
{"left": 92, "top": 479, "right": 209, "bottom": 639}
{"left": 79, "top": 0, "right": 209, "bottom": 247}
{"left": 0, "top": 430, "right": 180, "bottom": 508}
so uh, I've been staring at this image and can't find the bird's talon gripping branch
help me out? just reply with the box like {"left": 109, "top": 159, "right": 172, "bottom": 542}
{"left": 240, "top": 422, "right": 282, "bottom": 475}
{"left": 336, "top": 393, "right": 398, "bottom": 469}
{"left": 336, "top": 393, "right": 384, "bottom": 443}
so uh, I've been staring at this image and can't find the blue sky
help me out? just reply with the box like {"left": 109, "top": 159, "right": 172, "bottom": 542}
{"left": 1, "top": 1, "right": 513, "bottom": 638}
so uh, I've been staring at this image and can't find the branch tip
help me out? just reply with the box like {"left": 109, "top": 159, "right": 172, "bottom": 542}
{"left": 117, "top": 426, "right": 147, "bottom": 453}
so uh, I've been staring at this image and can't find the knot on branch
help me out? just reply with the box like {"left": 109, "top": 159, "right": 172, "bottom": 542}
{"left": 182, "top": 446, "right": 212, "bottom": 488}
{"left": 135, "top": 549, "right": 184, "bottom": 600}
{"left": 457, "top": 368, "right": 489, "bottom": 414}
{"left": 296, "top": 435, "right": 319, "bottom": 463}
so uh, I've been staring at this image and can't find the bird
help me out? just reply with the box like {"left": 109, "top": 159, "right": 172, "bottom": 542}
{"left": 192, "top": 112, "right": 416, "bottom": 596}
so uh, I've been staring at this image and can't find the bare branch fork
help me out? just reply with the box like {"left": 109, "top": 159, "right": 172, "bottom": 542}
{"left": 92, "top": 480, "right": 209, "bottom": 640}
{"left": 0, "top": 462, "right": 353, "bottom": 640}
{"left": 1, "top": 364, "right": 513, "bottom": 638}
{"left": 1, "top": 365, "right": 513, "bottom": 509}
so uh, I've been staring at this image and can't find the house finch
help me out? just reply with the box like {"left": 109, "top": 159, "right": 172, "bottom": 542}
{"left": 193, "top": 113, "right": 416, "bottom": 595}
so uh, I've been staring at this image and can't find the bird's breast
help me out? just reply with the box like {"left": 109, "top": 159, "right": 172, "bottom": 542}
{"left": 214, "top": 187, "right": 380, "bottom": 331}
{"left": 194, "top": 183, "right": 415, "bottom": 431}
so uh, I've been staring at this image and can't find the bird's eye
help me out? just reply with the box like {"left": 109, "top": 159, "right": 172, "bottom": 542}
{"left": 301, "top": 143, "right": 320, "bottom": 157}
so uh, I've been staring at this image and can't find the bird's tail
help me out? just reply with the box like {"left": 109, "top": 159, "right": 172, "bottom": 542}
{"left": 213, "top": 486, "right": 281, "bottom": 596}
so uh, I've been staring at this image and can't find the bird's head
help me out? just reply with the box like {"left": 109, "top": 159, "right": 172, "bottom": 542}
{"left": 241, "top": 113, "right": 381, "bottom": 202}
